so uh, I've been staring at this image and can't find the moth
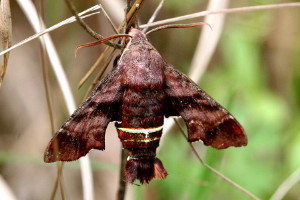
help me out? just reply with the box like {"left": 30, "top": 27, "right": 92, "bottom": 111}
{"left": 44, "top": 28, "right": 247, "bottom": 184}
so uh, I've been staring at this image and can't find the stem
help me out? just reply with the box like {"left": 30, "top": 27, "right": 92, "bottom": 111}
{"left": 174, "top": 119, "right": 260, "bottom": 200}
{"left": 142, "top": 0, "right": 166, "bottom": 33}
{"left": 140, "top": 2, "right": 300, "bottom": 29}
{"left": 124, "top": 0, "right": 146, "bottom": 30}
{"left": 64, "top": 0, "right": 119, "bottom": 48}
{"left": 117, "top": 150, "right": 129, "bottom": 200}
{"left": 270, "top": 167, "right": 300, "bottom": 200}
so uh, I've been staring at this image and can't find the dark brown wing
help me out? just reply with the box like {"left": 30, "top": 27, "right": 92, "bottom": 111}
{"left": 44, "top": 66, "right": 124, "bottom": 162}
{"left": 163, "top": 64, "right": 247, "bottom": 149}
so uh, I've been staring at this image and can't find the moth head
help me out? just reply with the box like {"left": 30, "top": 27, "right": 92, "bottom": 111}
{"left": 128, "top": 28, "right": 148, "bottom": 43}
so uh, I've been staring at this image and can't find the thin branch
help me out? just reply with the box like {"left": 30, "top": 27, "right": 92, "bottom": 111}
{"left": 0, "top": 175, "right": 17, "bottom": 200}
{"left": 174, "top": 119, "right": 260, "bottom": 200}
{"left": 0, "top": 5, "right": 101, "bottom": 56}
{"left": 188, "top": 0, "right": 227, "bottom": 84}
{"left": 50, "top": 162, "right": 65, "bottom": 200}
{"left": 16, "top": 1, "right": 95, "bottom": 200}
{"left": 100, "top": 4, "right": 119, "bottom": 34}
{"left": 124, "top": 0, "right": 146, "bottom": 30}
{"left": 142, "top": 0, "right": 166, "bottom": 33}
{"left": 100, "top": 0, "right": 124, "bottom": 24}
{"left": 78, "top": 46, "right": 111, "bottom": 89}
{"left": 0, "top": 0, "right": 12, "bottom": 87}
{"left": 37, "top": 1, "right": 66, "bottom": 198}
{"left": 117, "top": 150, "right": 128, "bottom": 200}
{"left": 64, "top": 0, "right": 101, "bottom": 40}
{"left": 86, "top": 48, "right": 118, "bottom": 96}
{"left": 140, "top": 2, "right": 300, "bottom": 29}
{"left": 270, "top": 167, "right": 300, "bottom": 200}
{"left": 64, "top": 0, "right": 118, "bottom": 48}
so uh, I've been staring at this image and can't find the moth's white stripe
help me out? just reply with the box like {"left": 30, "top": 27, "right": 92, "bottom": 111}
{"left": 117, "top": 125, "right": 163, "bottom": 134}
{"left": 123, "top": 137, "right": 160, "bottom": 143}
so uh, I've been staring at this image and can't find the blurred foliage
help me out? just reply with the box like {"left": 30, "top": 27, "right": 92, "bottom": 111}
{"left": 0, "top": 0, "right": 300, "bottom": 200}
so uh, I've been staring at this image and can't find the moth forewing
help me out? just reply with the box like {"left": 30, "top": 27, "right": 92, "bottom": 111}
{"left": 163, "top": 63, "right": 247, "bottom": 149}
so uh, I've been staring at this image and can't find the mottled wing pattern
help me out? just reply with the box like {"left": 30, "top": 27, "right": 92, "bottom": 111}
{"left": 163, "top": 64, "right": 247, "bottom": 149}
{"left": 44, "top": 66, "right": 124, "bottom": 162}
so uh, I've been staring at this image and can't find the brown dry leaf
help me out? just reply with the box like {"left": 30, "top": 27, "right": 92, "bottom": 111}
{"left": 0, "top": 0, "right": 12, "bottom": 87}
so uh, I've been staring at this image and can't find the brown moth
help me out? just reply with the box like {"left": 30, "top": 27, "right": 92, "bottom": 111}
{"left": 44, "top": 28, "right": 247, "bottom": 184}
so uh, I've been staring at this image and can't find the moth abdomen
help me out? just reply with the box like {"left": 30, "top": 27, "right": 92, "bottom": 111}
{"left": 117, "top": 126, "right": 163, "bottom": 147}
{"left": 116, "top": 125, "right": 167, "bottom": 183}
{"left": 116, "top": 86, "right": 167, "bottom": 183}
{"left": 124, "top": 156, "right": 168, "bottom": 184}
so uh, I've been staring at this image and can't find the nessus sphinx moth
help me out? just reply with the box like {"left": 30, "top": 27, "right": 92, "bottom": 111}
{"left": 44, "top": 28, "right": 247, "bottom": 184}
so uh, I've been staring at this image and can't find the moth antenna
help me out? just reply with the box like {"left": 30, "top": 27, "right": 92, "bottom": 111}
{"left": 145, "top": 22, "right": 212, "bottom": 36}
{"left": 74, "top": 34, "right": 131, "bottom": 57}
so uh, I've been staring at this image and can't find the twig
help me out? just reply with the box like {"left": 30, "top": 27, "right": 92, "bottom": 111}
{"left": 270, "top": 167, "right": 300, "bottom": 200}
{"left": 0, "top": 5, "right": 101, "bottom": 57}
{"left": 50, "top": 162, "right": 65, "bottom": 200}
{"left": 100, "top": 4, "right": 119, "bottom": 34}
{"left": 117, "top": 150, "right": 129, "bottom": 200}
{"left": 15, "top": 1, "right": 95, "bottom": 200}
{"left": 140, "top": 2, "right": 300, "bottom": 29}
{"left": 64, "top": 0, "right": 118, "bottom": 48}
{"left": 0, "top": 0, "right": 12, "bottom": 87}
{"left": 0, "top": 175, "right": 16, "bottom": 200}
{"left": 37, "top": 2, "right": 66, "bottom": 198}
{"left": 100, "top": 0, "right": 124, "bottom": 24}
{"left": 142, "top": 0, "right": 166, "bottom": 33}
{"left": 124, "top": 0, "right": 146, "bottom": 30}
{"left": 78, "top": 46, "right": 111, "bottom": 89}
{"left": 188, "top": 0, "right": 227, "bottom": 84}
{"left": 85, "top": 48, "right": 118, "bottom": 96}
{"left": 174, "top": 119, "right": 260, "bottom": 200}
